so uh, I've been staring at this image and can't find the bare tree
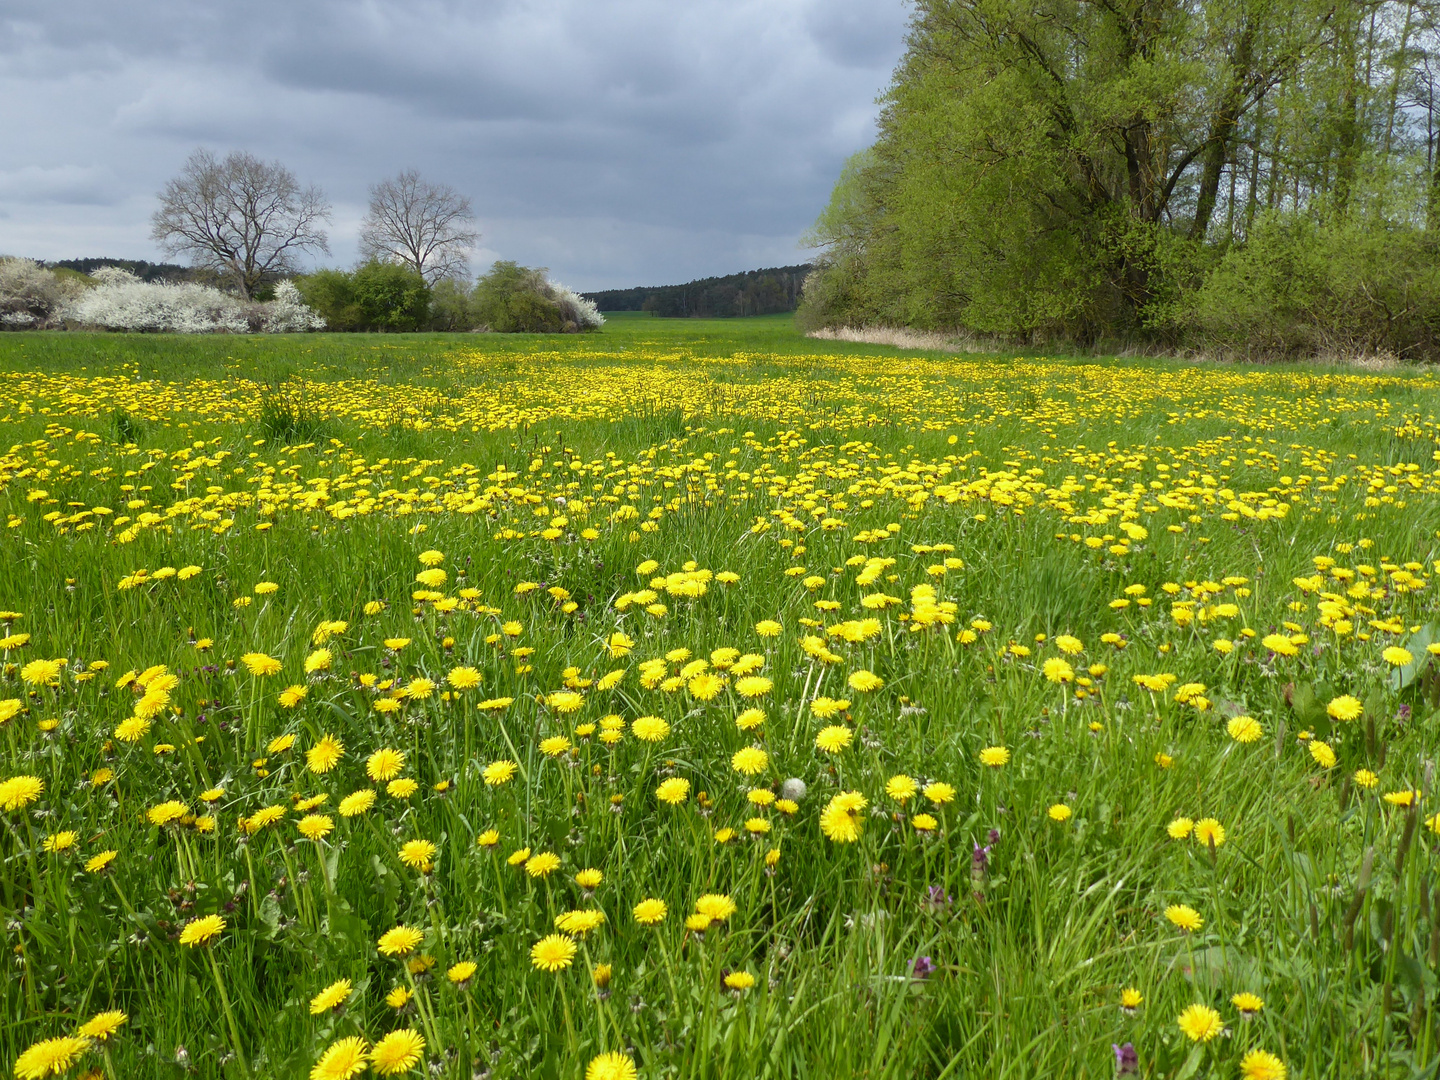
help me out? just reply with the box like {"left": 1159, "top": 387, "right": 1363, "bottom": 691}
{"left": 151, "top": 148, "right": 331, "bottom": 300}
{"left": 359, "top": 169, "right": 478, "bottom": 283}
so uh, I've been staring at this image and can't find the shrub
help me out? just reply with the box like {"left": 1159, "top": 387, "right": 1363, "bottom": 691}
{"left": 472, "top": 261, "right": 603, "bottom": 333}
{"left": 1185, "top": 213, "right": 1440, "bottom": 361}
{"left": 428, "top": 278, "right": 476, "bottom": 331}
{"left": 295, "top": 263, "right": 430, "bottom": 331}
{"left": 62, "top": 268, "right": 324, "bottom": 334}
{"left": 0, "top": 257, "right": 85, "bottom": 329}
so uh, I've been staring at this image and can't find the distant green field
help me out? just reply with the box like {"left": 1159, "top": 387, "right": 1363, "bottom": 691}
{"left": 2, "top": 324, "right": 1440, "bottom": 1080}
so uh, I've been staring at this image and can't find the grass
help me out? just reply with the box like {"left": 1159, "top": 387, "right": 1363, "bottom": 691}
{"left": 1, "top": 317, "right": 1439, "bottom": 1079}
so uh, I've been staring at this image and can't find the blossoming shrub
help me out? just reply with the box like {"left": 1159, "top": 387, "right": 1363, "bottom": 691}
{"left": 62, "top": 268, "right": 324, "bottom": 333}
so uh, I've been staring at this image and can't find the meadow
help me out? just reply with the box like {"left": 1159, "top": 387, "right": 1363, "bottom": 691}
{"left": 2, "top": 315, "right": 1440, "bottom": 1080}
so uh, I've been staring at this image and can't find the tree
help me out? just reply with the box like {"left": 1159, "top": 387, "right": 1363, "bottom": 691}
{"left": 472, "top": 261, "right": 603, "bottom": 332}
{"left": 293, "top": 263, "right": 431, "bottom": 332}
{"left": 151, "top": 149, "right": 331, "bottom": 301}
{"left": 359, "top": 170, "right": 479, "bottom": 284}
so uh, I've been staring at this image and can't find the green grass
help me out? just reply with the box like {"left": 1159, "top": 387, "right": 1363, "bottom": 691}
{"left": 1, "top": 321, "right": 1439, "bottom": 1079}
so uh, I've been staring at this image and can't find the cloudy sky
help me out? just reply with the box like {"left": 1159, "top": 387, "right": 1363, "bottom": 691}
{"left": 0, "top": 0, "right": 911, "bottom": 291}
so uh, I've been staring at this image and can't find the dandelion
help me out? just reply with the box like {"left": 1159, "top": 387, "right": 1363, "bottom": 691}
{"left": 241, "top": 652, "right": 282, "bottom": 676}
{"left": 310, "top": 1035, "right": 368, "bottom": 1080}
{"left": 12, "top": 1036, "right": 89, "bottom": 1080}
{"left": 979, "top": 746, "right": 1010, "bottom": 768}
{"left": 1310, "top": 740, "right": 1337, "bottom": 769}
{"left": 724, "top": 970, "right": 756, "bottom": 990}
{"left": 731, "top": 746, "right": 769, "bottom": 775}
{"left": 525, "top": 851, "right": 561, "bottom": 878}
{"left": 1382, "top": 645, "right": 1414, "bottom": 666}
{"left": 307, "top": 735, "right": 344, "bottom": 774}
{"left": 448, "top": 961, "right": 477, "bottom": 985}
{"left": 366, "top": 748, "right": 405, "bottom": 781}
{"left": 1, "top": 774, "right": 44, "bottom": 811}
{"left": 1048, "top": 804, "right": 1072, "bottom": 823}
{"left": 377, "top": 925, "right": 424, "bottom": 957}
{"left": 310, "top": 979, "right": 353, "bottom": 1014}
{"left": 819, "top": 791, "right": 866, "bottom": 843}
{"left": 398, "top": 840, "right": 437, "bottom": 870}
{"left": 1327, "top": 694, "right": 1363, "bottom": 721}
{"left": 77, "top": 1010, "right": 127, "bottom": 1042}
{"left": 178, "top": 914, "right": 225, "bottom": 946}
{"left": 1165, "top": 904, "right": 1203, "bottom": 932}
{"left": 576, "top": 868, "right": 603, "bottom": 889}
{"left": 848, "top": 670, "right": 883, "bottom": 692}
{"left": 339, "top": 790, "right": 377, "bottom": 817}
{"left": 298, "top": 814, "right": 334, "bottom": 841}
{"left": 41, "top": 831, "right": 77, "bottom": 853}
{"left": 1232, "top": 991, "right": 1264, "bottom": 1017}
{"left": 815, "top": 725, "right": 853, "bottom": 753}
{"left": 387, "top": 778, "right": 418, "bottom": 798}
{"left": 633, "top": 898, "right": 667, "bottom": 925}
{"left": 656, "top": 777, "right": 690, "bottom": 805}
{"left": 369, "top": 1029, "right": 425, "bottom": 1076}
{"left": 1239, "top": 1050, "right": 1287, "bottom": 1080}
{"left": 1193, "top": 818, "right": 1226, "bottom": 848}
{"left": 446, "top": 666, "right": 481, "bottom": 689}
{"left": 147, "top": 800, "right": 187, "bottom": 827}
{"left": 887, "top": 775, "right": 918, "bottom": 802}
{"left": 1176, "top": 1003, "right": 1223, "bottom": 1042}
{"left": 530, "top": 933, "right": 578, "bottom": 972}
{"left": 85, "top": 850, "right": 117, "bottom": 874}
{"left": 1167, "top": 817, "right": 1194, "bottom": 839}
{"left": 632, "top": 715, "right": 670, "bottom": 742}
{"left": 586, "top": 1051, "right": 639, "bottom": 1080}
{"left": 695, "top": 894, "right": 737, "bottom": 921}
{"left": 1120, "top": 987, "right": 1143, "bottom": 1013}
{"left": 1227, "top": 715, "right": 1262, "bottom": 743}
{"left": 1042, "top": 658, "right": 1074, "bottom": 683}
{"left": 924, "top": 781, "right": 956, "bottom": 805}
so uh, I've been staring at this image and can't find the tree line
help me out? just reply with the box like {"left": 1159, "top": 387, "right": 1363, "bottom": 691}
{"left": 585, "top": 265, "right": 812, "bottom": 317}
{"left": 800, "top": 0, "right": 1440, "bottom": 359}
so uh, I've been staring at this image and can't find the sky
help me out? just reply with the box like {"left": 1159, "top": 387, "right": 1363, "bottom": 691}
{"left": 0, "top": 0, "right": 911, "bottom": 292}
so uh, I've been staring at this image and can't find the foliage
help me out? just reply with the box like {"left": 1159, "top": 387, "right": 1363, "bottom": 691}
{"left": 586, "top": 265, "right": 811, "bottom": 318}
{"left": 1, "top": 326, "right": 1440, "bottom": 1077}
{"left": 295, "top": 264, "right": 430, "bottom": 332}
{"left": 427, "top": 278, "right": 476, "bottom": 332}
{"left": 801, "top": 0, "right": 1440, "bottom": 358}
{"left": 472, "top": 261, "right": 603, "bottom": 333}
{"left": 1186, "top": 212, "right": 1440, "bottom": 358}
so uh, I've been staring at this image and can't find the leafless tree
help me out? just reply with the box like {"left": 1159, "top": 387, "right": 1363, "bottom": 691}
{"left": 359, "top": 169, "right": 478, "bottom": 283}
{"left": 150, "top": 148, "right": 331, "bottom": 300}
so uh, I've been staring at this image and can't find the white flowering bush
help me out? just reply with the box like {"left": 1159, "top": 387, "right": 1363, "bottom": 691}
{"left": 550, "top": 281, "right": 605, "bottom": 331}
{"left": 0, "top": 257, "right": 84, "bottom": 329}
{"left": 63, "top": 268, "right": 324, "bottom": 333}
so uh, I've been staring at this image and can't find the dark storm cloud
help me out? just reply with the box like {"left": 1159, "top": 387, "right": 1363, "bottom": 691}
{"left": 0, "top": 0, "right": 909, "bottom": 289}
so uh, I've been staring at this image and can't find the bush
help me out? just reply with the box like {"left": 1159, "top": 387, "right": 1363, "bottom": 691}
{"left": 428, "top": 278, "right": 475, "bottom": 331}
{"left": 294, "top": 263, "right": 430, "bottom": 331}
{"left": 472, "top": 261, "right": 603, "bottom": 333}
{"left": 1186, "top": 213, "right": 1440, "bottom": 361}
{"left": 0, "top": 257, "right": 86, "bottom": 329}
{"left": 62, "top": 268, "right": 324, "bottom": 334}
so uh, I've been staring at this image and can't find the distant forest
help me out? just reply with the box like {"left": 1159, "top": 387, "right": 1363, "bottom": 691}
{"left": 585, "top": 265, "right": 811, "bottom": 317}
{"left": 47, "top": 258, "right": 195, "bottom": 282}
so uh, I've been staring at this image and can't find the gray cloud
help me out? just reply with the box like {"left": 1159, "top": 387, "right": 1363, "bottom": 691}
{"left": 0, "top": 0, "right": 908, "bottom": 289}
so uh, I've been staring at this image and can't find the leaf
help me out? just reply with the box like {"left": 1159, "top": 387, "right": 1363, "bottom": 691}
{"left": 1174, "top": 1044, "right": 1206, "bottom": 1080}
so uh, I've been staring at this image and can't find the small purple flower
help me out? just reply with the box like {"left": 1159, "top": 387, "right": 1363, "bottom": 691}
{"left": 911, "top": 956, "right": 935, "bottom": 979}
{"left": 926, "top": 885, "right": 951, "bottom": 907}
{"left": 1113, "top": 1042, "right": 1138, "bottom": 1075}
{"left": 1397, "top": 704, "right": 1412, "bottom": 722}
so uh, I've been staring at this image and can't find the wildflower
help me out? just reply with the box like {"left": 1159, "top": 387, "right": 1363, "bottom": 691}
{"left": 912, "top": 813, "right": 938, "bottom": 831}
{"left": 886, "top": 775, "right": 918, "bottom": 802}
{"left": 539, "top": 736, "right": 572, "bottom": 756}
{"left": 1383, "top": 645, "right": 1414, "bottom": 666}
{"left": 755, "top": 620, "right": 782, "bottom": 637}
{"left": 42, "top": 831, "right": 77, "bottom": 853}
{"left": 306, "top": 735, "right": 344, "bottom": 773}
{"left": 1227, "top": 716, "right": 1262, "bottom": 743}
{"left": 530, "top": 933, "right": 578, "bottom": 972}
{"left": 1232, "top": 991, "right": 1264, "bottom": 1017}
{"left": 979, "top": 746, "right": 1010, "bottom": 767}
{"left": 1042, "top": 658, "right": 1074, "bottom": 684}
{"left": 178, "top": 914, "right": 225, "bottom": 946}
{"left": 310, "top": 978, "right": 353, "bottom": 1014}
{"left": 736, "top": 708, "right": 766, "bottom": 730}
{"left": 1193, "top": 818, "right": 1226, "bottom": 848}
{"left": 310, "top": 1035, "right": 368, "bottom": 1080}
{"left": 1047, "top": 804, "right": 1072, "bottom": 823}
{"left": 633, "top": 898, "right": 667, "bottom": 925}
{"left": 555, "top": 909, "right": 606, "bottom": 935}
{"left": 1239, "top": 1050, "right": 1287, "bottom": 1080}
{"left": 398, "top": 840, "right": 437, "bottom": 870}
{"left": 448, "top": 961, "right": 477, "bottom": 985}
{"left": 1113, "top": 1043, "right": 1139, "bottom": 1076}
{"left": 268, "top": 733, "right": 297, "bottom": 753}
{"left": 632, "top": 715, "right": 670, "bottom": 742}
{"left": 366, "top": 748, "right": 405, "bottom": 781}
{"left": 686, "top": 913, "right": 713, "bottom": 932}
{"left": 477, "top": 829, "right": 500, "bottom": 848}
{"left": 241, "top": 652, "right": 282, "bottom": 676}
{"left": 147, "top": 800, "right": 187, "bottom": 827}
{"left": 735, "top": 676, "right": 772, "bottom": 697}
{"left": 13, "top": 1036, "right": 89, "bottom": 1080}
{"left": 820, "top": 791, "right": 866, "bottom": 842}
{"left": 576, "top": 868, "right": 603, "bottom": 889}
{"left": 1354, "top": 769, "right": 1379, "bottom": 789}
{"left": 1327, "top": 694, "right": 1363, "bottom": 721}
{"left": 0, "top": 774, "right": 45, "bottom": 813}
{"left": 377, "top": 926, "right": 424, "bottom": 956}
{"left": 20, "top": 658, "right": 62, "bottom": 686}
{"left": 815, "top": 725, "right": 853, "bottom": 753}
{"left": 369, "top": 1029, "right": 425, "bottom": 1076}
{"left": 1165, "top": 905, "right": 1203, "bottom": 932}
{"left": 1167, "top": 817, "right": 1193, "bottom": 840}
{"left": 525, "top": 851, "right": 561, "bottom": 878}
{"left": 74, "top": 1011, "right": 126, "bottom": 1045}
{"left": 1176, "top": 1003, "right": 1224, "bottom": 1042}
{"left": 1262, "top": 634, "right": 1297, "bottom": 657}
{"left": 586, "top": 1052, "right": 639, "bottom": 1080}
{"left": 387, "top": 778, "right": 418, "bottom": 798}
{"left": 656, "top": 777, "right": 690, "bottom": 805}
{"left": 1120, "top": 987, "right": 1143, "bottom": 1013}
{"left": 298, "top": 815, "right": 334, "bottom": 841}
{"left": 339, "top": 789, "right": 377, "bottom": 817}
{"left": 724, "top": 970, "right": 756, "bottom": 990}
{"left": 696, "top": 893, "right": 737, "bottom": 921}
{"left": 924, "top": 781, "right": 956, "bottom": 805}
{"left": 731, "top": 746, "right": 769, "bottom": 775}
{"left": 848, "top": 670, "right": 883, "bottom": 692}
{"left": 85, "top": 850, "right": 117, "bottom": 874}
{"left": 384, "top": 985, "right": 412, "bottom": 1009}
{"left": 1310, "top": 740, "right": 1337, "bottom": 769}
{"left": 446, "top": 666, "right": 481, "bottom": 689}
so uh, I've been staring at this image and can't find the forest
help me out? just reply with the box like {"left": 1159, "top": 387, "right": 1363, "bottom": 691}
{"left": 584, "top": 265, "right": 811, "bottom": 317}
{"left": 799, "top": 0, "right": 1440, "bottom": 359}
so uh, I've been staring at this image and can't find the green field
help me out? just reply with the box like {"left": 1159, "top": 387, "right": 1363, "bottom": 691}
{"left": 2, "top": 318, "right": 1440, "bottom": 1080}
